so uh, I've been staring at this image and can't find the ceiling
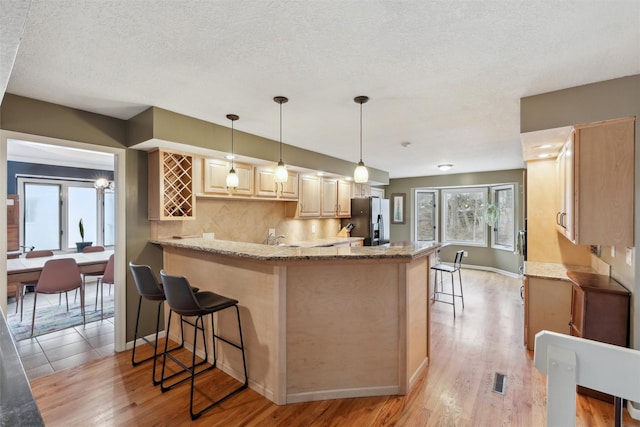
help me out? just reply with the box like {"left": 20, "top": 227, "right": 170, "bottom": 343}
{"left": 2, "top": 1, "right": 639, "bottom": 179}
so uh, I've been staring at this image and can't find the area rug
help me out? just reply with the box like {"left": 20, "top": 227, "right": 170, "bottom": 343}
{"left": 7, "top": 294, "right": 114, "bottom": 341}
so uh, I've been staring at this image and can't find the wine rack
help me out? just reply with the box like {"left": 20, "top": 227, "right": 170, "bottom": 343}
{"left": 148, "top": 149, "right": 195, "bottom": 220}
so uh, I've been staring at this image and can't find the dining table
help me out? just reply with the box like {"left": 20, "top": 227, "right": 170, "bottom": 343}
{"left": 6, "top": 249, "right": 114, "bottom": 309}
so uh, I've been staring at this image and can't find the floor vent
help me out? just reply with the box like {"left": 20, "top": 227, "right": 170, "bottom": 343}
{"left": 492, "top": 372, "right": 507, "bottom": 395}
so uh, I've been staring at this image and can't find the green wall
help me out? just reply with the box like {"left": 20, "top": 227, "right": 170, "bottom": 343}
{"left": 386, "top": 169, "right": 525, "bottom": 275}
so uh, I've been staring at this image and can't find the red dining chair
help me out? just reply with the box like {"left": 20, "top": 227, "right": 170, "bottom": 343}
{"left": 31, "top": 258, "right": 84, "bottom": 336}
{"left": 95, "top": 254, "right": 114, "bottom": 319}
{"left": 17, "top": 250, "right": 54, "bottom": 321}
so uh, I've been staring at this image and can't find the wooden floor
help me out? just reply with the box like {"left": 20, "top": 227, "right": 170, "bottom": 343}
{"left": 30, "top": 269, "right": 639, "bottom": 426}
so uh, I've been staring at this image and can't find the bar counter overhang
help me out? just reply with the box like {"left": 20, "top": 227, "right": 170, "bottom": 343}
{"left": 152, "top": 238, "right": 440, "bottom": 405}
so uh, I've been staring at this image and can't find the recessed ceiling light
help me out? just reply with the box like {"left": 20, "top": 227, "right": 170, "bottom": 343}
{"left": 400, "top": 141, "right": 411, "bottom": 148}
{"left": 437, "top": 163, "right": 453, "bottom": 171}
{"left": 537, "top": 144, "right": 553, "bottom": 149}
{"left": 537, "top": 153, "right": 552, "bottom": 158}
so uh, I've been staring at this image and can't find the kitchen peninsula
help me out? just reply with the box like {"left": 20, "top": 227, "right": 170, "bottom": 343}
{"left": 152, "top": 237, "right": 441, "bottom": 405}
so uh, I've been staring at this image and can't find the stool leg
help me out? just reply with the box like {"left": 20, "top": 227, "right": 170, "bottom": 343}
{"left": 458, "top": 269, "right": 464, "bottom": 308}
{"left": 189, "top": 306, "right": 248, "bottom": 420}
{"left": 450, "top": 271, "right": 456, "bottom": 318}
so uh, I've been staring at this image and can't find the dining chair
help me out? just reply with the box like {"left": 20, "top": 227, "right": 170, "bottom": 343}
{"left": 31, "top": 258, "right": 85, "bottom": 336}
{"left": 76, "top": 245, "right": 106, "bottom": 303}
{"left": 17, "top": 250, "right": 54, "bottom": 321}
{"left": 95, "top": 254, "right": 114, "bottom": 319}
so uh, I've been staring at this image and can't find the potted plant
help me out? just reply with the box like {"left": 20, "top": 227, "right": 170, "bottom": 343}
{"left": 76, "top": 218, "right": 93, "bottom": 252}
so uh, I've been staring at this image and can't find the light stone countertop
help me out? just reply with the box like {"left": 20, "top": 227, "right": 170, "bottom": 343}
{"left": 151, "top": 237, "right": 442, "bottom": 262}
{"left": 524, "top": 261, "right": 596, "bottom": 280}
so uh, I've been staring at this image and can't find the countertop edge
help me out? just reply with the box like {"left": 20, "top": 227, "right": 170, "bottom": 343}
{"left": 151, "top": 238, "right": 442, "bottom": 261}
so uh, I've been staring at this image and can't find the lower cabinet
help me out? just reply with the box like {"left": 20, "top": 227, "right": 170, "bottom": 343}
{"left": 567, "top": 271, "right": 631, "bottom": 402}
{"left": 523, "top": 276, "right": 572, "bottom": 351}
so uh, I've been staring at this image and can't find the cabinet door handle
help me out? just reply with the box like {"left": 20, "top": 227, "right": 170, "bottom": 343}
{"left": 568, "top": 321, "right": 573, "bottom": 327}
{"left": 556, "top": 212, "right": 561, "bottom": 225}
{"left": 559, "top": 212, "right": 566, "bottom": 229}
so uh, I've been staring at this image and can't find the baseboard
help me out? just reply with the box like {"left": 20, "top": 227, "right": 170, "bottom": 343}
{"left": 125, "top": 330, "right": 166, "bottom": 351}
{"left": 286, "top": 385, "right": 400, "bottom": 404}
{"left": 460, "top": 264, "right": 521, "bottom": 279}
{"left": 628, "top": 400, "right": 640, "bottom": 420}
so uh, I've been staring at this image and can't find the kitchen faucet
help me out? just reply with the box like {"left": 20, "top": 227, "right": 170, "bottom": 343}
{"left": 266, "top": 232, "right": 286, "bottom": 245}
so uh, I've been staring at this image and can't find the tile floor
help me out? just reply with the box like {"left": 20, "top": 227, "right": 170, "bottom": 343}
{"left": 6, "top": 279, "right": 115, "bottom": 381}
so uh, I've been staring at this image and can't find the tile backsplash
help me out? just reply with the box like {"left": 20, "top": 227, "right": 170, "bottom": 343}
{"left": 151, "top": 198, "right": 342, "bottom": 244}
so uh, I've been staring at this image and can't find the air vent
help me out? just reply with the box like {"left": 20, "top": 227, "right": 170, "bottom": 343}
{"left": 492, "top": 372, "right": 507, "bottom": 395}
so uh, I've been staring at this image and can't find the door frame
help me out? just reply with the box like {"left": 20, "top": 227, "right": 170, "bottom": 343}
{"left": 1, "top": 130, "right": 126, "bottom": 352}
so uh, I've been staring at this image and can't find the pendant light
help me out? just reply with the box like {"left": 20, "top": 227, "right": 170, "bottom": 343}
{"left": 273, "top": 96, "right": 289, "bottom": 183}
{"left": 353, "top": 95, "right": 369, "bottom": 183}
{"left": 226, "top": 114, "right": 240, "bottom": 188}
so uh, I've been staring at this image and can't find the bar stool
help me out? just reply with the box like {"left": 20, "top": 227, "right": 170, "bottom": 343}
{"left": 431, "top": 250, "right": 465, "bottom": 317}
{"left": 129, "top": 262, "right": 194, "bottom": 385}
{"left": 159, "top": 270, "right": 248, "bottom": 421}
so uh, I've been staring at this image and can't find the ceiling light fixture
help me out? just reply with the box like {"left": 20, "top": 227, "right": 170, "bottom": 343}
{"left": 273, "top": 96, "right": 289, "bottom": 183}
{"left": 226, "top": 114, "right": 240, "bottom": 188}
{"left": 437, "top": 163, "right": 453, "bottom": 171}
{"left": 94, "top": 177, "right": 113, "bottom": 190}
{"left": 354, "top": 95, "right": 369, "bottom": 183}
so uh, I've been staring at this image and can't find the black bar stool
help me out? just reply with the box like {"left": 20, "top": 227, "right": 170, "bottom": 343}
{"left": 431, "top": 250, "right": 465, "bottom": 317}
{"left": 129, "top": 262, "right": 195, "bottom": 385}
{"left": 159, "top": 270, "right": 248, "bottom": 421}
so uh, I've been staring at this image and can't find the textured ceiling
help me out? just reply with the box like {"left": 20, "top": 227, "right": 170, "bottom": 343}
{"left": 3, "top": 1, "right": 640, "bottom": 178}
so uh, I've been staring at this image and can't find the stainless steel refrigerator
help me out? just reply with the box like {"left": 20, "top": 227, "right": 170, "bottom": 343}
{"left": 343, "top": 197, "right": 390, "bottom": 246}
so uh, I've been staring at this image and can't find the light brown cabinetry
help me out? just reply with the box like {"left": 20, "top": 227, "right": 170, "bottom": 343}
{"left": 7, "top": 194, "right": 19, "bottom": 253}
{"left": 148, "top": 149, "right": 195, "bottom": 220}
{"left": 297, "top": 175, "right": 321, "bottom": 217}
{"left": 254, "top": 167, "right": 299, "bottom": 199}
{"left": 353, "top": 183, "right": 371, "bottom": 198}
{"left": 370, "top": 187, "right": 385, "bottom": 199}
{"left": 203, "top": 158, "right": 253, "bottom": 196}
{"left": 523, "top": 276, "right": 572, "bottom": 351}
{"left": 567, "top": 271, "right": 630, "bottom": 401}
{"left": 555, "top": 117, "right": 635, "bottom": 246}
{"left": 321, "top": 179, "right": 352, "bottom": 217}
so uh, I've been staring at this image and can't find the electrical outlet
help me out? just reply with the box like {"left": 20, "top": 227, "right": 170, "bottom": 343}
{"left": 463, "top": 251, "right": 469, "bottom": 257}
{"left": 311, "top": 224, "right": 316, "bottom": 234}
{"left": 268, "top": 228, "right": 275, "bottom": 236}
{"left": 611, "top": 246, "right": 616, "bottom": 257}
{"left": 626, "top": 247, "right": 633, "bottom": 266}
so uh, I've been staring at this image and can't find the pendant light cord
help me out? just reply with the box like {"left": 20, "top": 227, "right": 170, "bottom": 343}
{"left": 279, "top": 101, "right": 283, "bottom": 161}
{"left": 359, "top": 101, "right": 363, "bottom": 162}
{"left": 231, "top": 119, "right": 235, "bottom": 169}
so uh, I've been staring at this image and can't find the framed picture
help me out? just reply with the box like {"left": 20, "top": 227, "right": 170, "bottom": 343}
{"left": 391, "top": 193, "right": 406, "bottom": 224}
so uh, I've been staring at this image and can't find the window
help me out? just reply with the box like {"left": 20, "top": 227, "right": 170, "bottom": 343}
{"left": 414, "top": 190, "right": 438, "bottom": 241}
{"left": 490, "top": 184, "right": 515, "bottom": 251}
{"left": 442, "top": 188, "right": 488, "bottom": 246}
{"left": 19, "top": 177, "right": 114, "bottom": 252}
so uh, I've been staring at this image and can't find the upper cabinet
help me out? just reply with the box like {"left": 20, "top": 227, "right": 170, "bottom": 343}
{"left": 148, "top": 149, "right": 195, "bottom": 220}
{"left": 297, "top": 175, "right": 322, "bottom": 217}
{"left": 254, "top": 167, "right": 299, "bottom": 199}
{"left": 337, "top": 180, "right": 353, "bottom": 217}
{"left": 370, "top": 187, "right": 385, "bottom": 199}
{"left": 555, "top": 117, "right": 635, "bottom": 246}
{"left": 203, "top": 158, "right": 253, "bottom": 196}
{"left": 353, "top": 183, "right": 371, "bottom": 198}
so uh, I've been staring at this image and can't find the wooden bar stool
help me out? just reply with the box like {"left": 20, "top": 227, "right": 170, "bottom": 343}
{"left": 431, "top": 250, "right": 465, "bottom": 317}
{"left": 159, "top": 270, "right": 248, "bottom": 421}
